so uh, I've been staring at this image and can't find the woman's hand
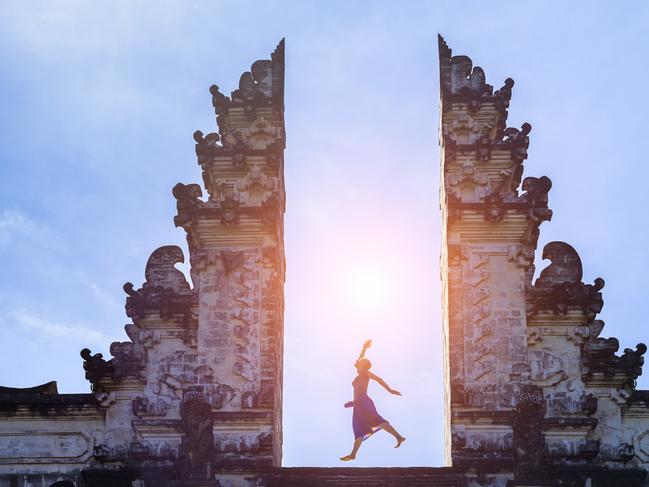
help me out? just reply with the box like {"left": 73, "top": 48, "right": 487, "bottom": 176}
{"left": 357, "top": 339, "right": 372, "bottom": 361}
{"left": 390, "top": 389, "right": 402, "bottom": 396}
{"left": 344, "top": 401, "right": 354, "bottom": 408}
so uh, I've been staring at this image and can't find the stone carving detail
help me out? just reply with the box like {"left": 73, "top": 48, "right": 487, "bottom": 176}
{"left": 483, "top": 191, "right": 505, "bottom": 222}
{"left": 230, "top": 255, "right": 260, "bottom": 386}
{"left": 109, "top": 341, "right": 145, "bottom": 381}
{"left": 128, "top": 441, "right": 174, "bottom": 461}
{"left": 230, "top": 131, "right": 249, "bottom": 167}
{"left": 219, "top": 118, "right": 282, "bottom": 155}
{"left": 236, "top": 166, "right": 277, "bottom": 206}
{"left": 445, "top": 160, "right": 492, "bottom": 202}
{"left": 209, "top": 84, "right": 230, "bottom": 116}
{"left": 80, "top": 348, "right": 113, "bottom": 391}
{"left": 80, "top": 246, "right": 197, "bottom": 392}
{"left": 476, "top": 134, "right": 491, "bottom": 162}
{"left": 124, "top": 324, "right": 160, "bottom": 349}
{"left": 232, "top": 60, "right": 273, "bottom": 104}
{"left": 529, "top": 350, "right": 568, "bottom": 386}
{"left": 461, "top": 251, "right": 497, "bottom": 389}
{"left": 582, "top": 338, "right": 647, "bottom": 384}
{"left": 132, "top": 396, "right": 168, "bottom": 417}
{"left": 206, "top": 383, "right": 237, "bottom": 410}
{"left": 93, "top": 443, "right": 126, "bottom": 462}
{"left": 502, "top": 122, "right": 531, "bottom": 164}
{"left": 508, "top": 244, "right": 535, "bottom": 269}
{"left": 192, "top": 130, "right": 221, "bottom": 156}
{"left": 179, "top": 390, "right": 214, "bottom": 475}
{"left": 544, "top": 390, "right": 598, "bottom": 417}
{"left": 527, "top": 242, "right": 605, "bottom": 320}
{"left": 198, "top": 39, "right": 283, "bottom": 172}
{"left": 95, "top": 391, "right": 116, "bottom": 408}
{"left": 512, "top": 388, "right": 545, "bottom": 479}
{"left": 220, "top": 195, "right": 240, "bottom": 225}
{"left": 520, "top": 176, "right": 553, "bottom": 246}
{"left": 449, "top": 55, "right": 488, "bottom": 96}
{"left": 445, "top": 167, "right": 551, "bottom": 236}
{"left": 494, "top": 77, "right": 514, "bottom": 109}
{"left": 443, "top": 113, "right": 488, "bottom": 145}
{"left": 80, "top": 340, "right": 145, "bottom": 389}
{"left": 173, "top": 183, "right": 203, "bottom": 229}
{"left": 447, "top": 243, "right": 468, "bottom": 266}
{"left": 145, "top": 246, "right": 190, "bottom": 292}
{"left": 123, "top": 246, "right": 196, "bottom": 325}
{"left": 243, "top": 116, "right": 282, "bottom": 150}
{"left": 438, "top": 34, "right": 514, "bottom": 119}
{"left": 536, "top": 241, "right": 583, "bottom": 288}
{"left": 635, "top": 429, "right": 649, "bottom": 462}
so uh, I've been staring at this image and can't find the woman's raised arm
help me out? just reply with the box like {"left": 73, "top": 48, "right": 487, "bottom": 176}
{"left": 357, "top": 339, "right": 372, "bottom": 362}
{"left": 368, "top": 372, "right": 402, "bottom": 396}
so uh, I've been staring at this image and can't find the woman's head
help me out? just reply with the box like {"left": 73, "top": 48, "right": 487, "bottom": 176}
{"left": 355, "top": 358, "right": 372, "bottom": 372}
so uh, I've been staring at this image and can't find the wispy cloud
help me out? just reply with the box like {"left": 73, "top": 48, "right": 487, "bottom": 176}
{"left": 0, "top": 209, "right": 34, "bottom": 233}
{"left": 73, "top": 270, "right": 122, "bottom": 310}
{"left": 0, "top": 209, "right": 60, "bottom": 249}
{"left": 4, "top": 310, "right": 111, "bottom": 346}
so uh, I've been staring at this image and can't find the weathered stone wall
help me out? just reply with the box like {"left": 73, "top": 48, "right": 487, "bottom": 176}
{"left": 439, "top": 35, "right": 649, "bottom": 486}
{"left": 0, "top": 40, "right": 286, "bottom": 487}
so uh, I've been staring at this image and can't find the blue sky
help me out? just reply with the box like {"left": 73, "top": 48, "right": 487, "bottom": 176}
{"left": 1, "top": 0, "right": 648, "bottom": 468}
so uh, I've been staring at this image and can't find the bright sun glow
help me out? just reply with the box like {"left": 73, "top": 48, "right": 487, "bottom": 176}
{"left": 343, "top": 263, "right": 392, "bottom": 312}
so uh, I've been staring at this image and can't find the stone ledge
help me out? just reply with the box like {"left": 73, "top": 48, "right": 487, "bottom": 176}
{"left": 0, "top": 393, "right": 96, "bottom": 407}
{"left": 259, "top": 467, "right": 466, "bottom": 487}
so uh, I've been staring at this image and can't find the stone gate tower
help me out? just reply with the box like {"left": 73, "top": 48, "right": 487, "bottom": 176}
{"left": 171, "top": 37, "right": 286, "bottom": 471}
{"left": 438, "top": 34, "right": 550, "bottom": 467}
{"left": 439, "top": 35, "right": 649, "bottom": 486}
{"left": 0, "top": 40, "right": 286, "bottom": 486}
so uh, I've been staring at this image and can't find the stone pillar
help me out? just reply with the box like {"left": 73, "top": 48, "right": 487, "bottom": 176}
{"left": 173, "top": 39, "right": 286, "bottom": 471}
{"left": 438, "top": 35, "right": 552, "bottom": 477}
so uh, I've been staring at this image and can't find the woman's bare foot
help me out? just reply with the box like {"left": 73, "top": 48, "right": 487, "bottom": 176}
{"left": 395, "top": 436, "right": 406, "bottom": 448}
{"left": 340, "top": 454, "right": 356, "bottom": 461}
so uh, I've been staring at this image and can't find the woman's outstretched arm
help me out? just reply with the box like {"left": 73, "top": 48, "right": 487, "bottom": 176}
{"left": 369, "top": 372, "right": 402, "bottom": 396}
{"left": 357, "top": 339, "right": 372, "bottom": 361}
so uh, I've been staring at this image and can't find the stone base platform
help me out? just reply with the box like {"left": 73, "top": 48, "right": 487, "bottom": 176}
{"left": 260, "top": 467, "right": 466, "bottom": 486}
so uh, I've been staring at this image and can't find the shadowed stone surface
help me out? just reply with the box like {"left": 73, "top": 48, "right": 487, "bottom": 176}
{"left": 261, "top": 467, "right": 466, "bottom": 486}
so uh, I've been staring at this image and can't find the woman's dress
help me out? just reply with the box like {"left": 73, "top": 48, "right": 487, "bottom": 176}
{"left": 351, "top": 372, "right": 387, "bottom": 440}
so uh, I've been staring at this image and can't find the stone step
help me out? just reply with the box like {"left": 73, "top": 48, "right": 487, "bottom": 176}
{"left": 260, "top": 467, "right": 466, "bottom": 487}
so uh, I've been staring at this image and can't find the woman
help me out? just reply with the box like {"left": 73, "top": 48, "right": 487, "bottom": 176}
{"left": 340, "top": 339, "right": 406, "bottom": 461}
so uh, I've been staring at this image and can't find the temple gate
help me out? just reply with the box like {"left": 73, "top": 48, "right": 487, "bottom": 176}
{"left": 1, "top": 37, "right": 649, "bottom": 487}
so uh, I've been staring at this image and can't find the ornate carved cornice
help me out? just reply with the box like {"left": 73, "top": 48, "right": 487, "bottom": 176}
{"left": 446, "top": 176, "right": 552, "bottom": 248}
{"left": 443, "top": 122, "right": 531, "bottom": 168}
{"left": 582, "top": 338, "right": 646, "bottom": 384}
{"left": 438, "top": 34, "right": 513, "bottom": 124}
{"left": 173, "top": 192, "right": 282, "bottom": 232}
{"left": 209, "top": 39, "right": 284, "bottom": 118}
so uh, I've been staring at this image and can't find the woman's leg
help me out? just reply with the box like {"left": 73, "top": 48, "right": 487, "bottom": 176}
{"left": 340, "top": 437, "right": 363, "bottom": 461}
{"left": 378, "top": 422, "right": 406, "bottom": 447}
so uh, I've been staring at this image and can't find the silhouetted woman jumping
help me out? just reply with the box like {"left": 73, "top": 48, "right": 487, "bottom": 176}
{"left": 340, "top": 339, "right": 406, "bottom": 461}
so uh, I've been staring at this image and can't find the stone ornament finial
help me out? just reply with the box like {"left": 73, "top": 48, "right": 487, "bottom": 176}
{"left": 536, "top": 241, "right": 583, "bottom": 288}
{"left": 144, "top": 245, "right": 190, "bottom": 292}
